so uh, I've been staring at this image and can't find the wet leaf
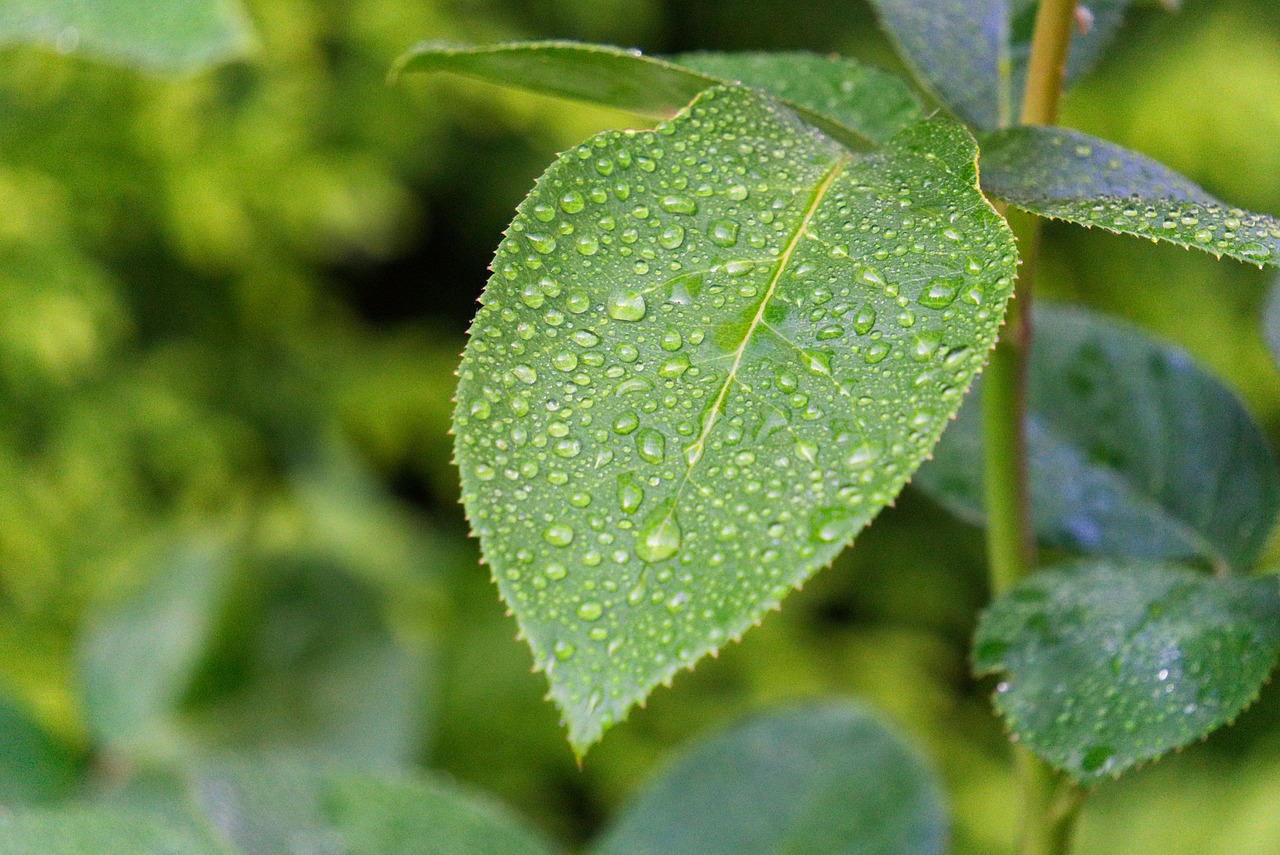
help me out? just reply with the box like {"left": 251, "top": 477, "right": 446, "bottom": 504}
{"left": 452, "top": 84, "right": 1016, "bottom": 752}
{"left": 79, "top": 536, "right": 235, "bottom": 748}
{"left": 0, "top": 0, "right": 254, "bottom": 72}
{"left": 974, "top": 560, "right": 1280, "bottom": 784}
{"left": 393, "top": 41, "right": 922, "bottom": 147}
{"left": 0, "top": 808, "right": 225, "bottom": 855}
{"left": 867, "top": 0, "right": 1132, "bottom": 129}
{"left": 914, "top": 304, "right": 1280, "bottom": 572}
{"left": 980, "top": 126, "right": 1280, "bottom": 266}
{"left": 593, "top": 702, "right": 947, "bottom": 855}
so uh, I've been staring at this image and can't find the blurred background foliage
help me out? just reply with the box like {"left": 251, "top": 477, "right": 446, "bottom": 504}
{"left": 1, "top": 1, "right": 1279, "bottom": 853}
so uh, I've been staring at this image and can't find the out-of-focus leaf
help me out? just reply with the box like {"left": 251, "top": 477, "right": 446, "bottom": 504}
{"left": 0, "top": 0, "right": 255, "bottom": 72}
{"left": 980, "top": 126, "right": 1280, "bottom": 266}
{"left": 914, "top": 304, "right": 1280, "bottom": 572}
{"left": 0, "top": 808, "right": 226, "bottom": 855}
{"left": 394, "top": 40, "right": 923, "bottom": 147}
{"left": 1263, "top": 274, "right": 1280, "bottom": 372}
{"left": 593, "top": 702, "right": 947, "bottom": 855}
{"left": 974, "top": 560, "right": 1280, "bottom": 784}
{"left": 79, "top": 537, "right": 234, "bottom": 748}
{"left": 0, "top": 692, "right": 76, "bottom": 805}
{"left": 325, "top": 772, "right": 562, "bottom": 855}
{"left": 452, "top": 84, "right": 1016, "bottom": 753}
{"left": 867, "top": 0, "right": 1132, "bottom": 129}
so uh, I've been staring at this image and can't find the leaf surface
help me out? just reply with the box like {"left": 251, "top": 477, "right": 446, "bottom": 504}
{"left": 452, "top": 84, "right": 1016, "bottom": 752}
{"left": 0, "top": 692, "right": 76, "bottom": 805}
{"left": 0, "top": 809, "right": 226, "bottom": 855}
{"left": 394, "top": 41, "right": 922, "bottom": 146}
{"left": 867, "top": 0, "right": 1131, "bottom": 129}
{"left": 975, "top": 560, "right": 1280, "bottom": 783}
{"left": 914, "top": 304, "right": 1280, "bottom": 572}
{"left": 980, "top": 126, "right": 1280, "bottom": 266}
{"left": 593, "top": 702, "right": 947, "bottom": 855}
{"left": 0, "top": 0, "right": 254, "bottom": 72}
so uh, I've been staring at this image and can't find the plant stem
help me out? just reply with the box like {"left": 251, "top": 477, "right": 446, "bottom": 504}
{"left": 981, "top": 0, "right": 1085, "bottom": 854}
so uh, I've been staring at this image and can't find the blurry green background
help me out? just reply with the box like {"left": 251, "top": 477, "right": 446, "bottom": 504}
{"left": 2, "top": 1, "right": 1280, "bottom": 853}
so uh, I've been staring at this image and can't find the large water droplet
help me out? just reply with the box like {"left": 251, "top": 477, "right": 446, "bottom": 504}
{"left": 577, "top": 601, "right": 604, "bottom": 621}
{"left": 660, "top": 195, "right": 697, "bottom": 215}
{"left": 636, "top": 515, "right": 682, "bottom": 563}
{"left": 709, "top": 219, "right": 740, "bottom": 247}
{"left": 613, "top": 412, "right": 639, "bottom": 435}
{"left": 511, "top": 364, "right": 538, "bottom": 384}
{"left": 543, "top": 524, "right": 575, "bottom": 547}
{"left": 919, "top": 276, "right": 961, "bottom": 309}
{"left": 607, "top": 289, "right": 647, "bottom": 321}
{"left": 658, "top": 225, "right": 686, "bottom": 249}
{"left": 637, "top": 429, "right": 666, "bottom": 464}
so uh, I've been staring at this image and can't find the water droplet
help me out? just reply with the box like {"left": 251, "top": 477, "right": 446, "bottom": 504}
{"left": 474, "top": 463, "right": 496, "bottom": 481}
{"left": 659, "top": 354, "right": 691, "bottom": 380}
{"left": 856, "top": 266, "right": 886, "bottom": 289}
{"left": 863, "top": 342, "right": 890, "bottom": 364}
{"left": 709, "top": 219, "right": 740, "bottom": 246}
{"left": 658, "top": 225, "right": 686, "bottom": 249}
{"left": 1080, "top": 745, "right": 1114, "bottom": 774}
{"left": 919, "top": 276, "right": 961, "bottom": 309}
{"left": 552, "top": 351, "right": 579, "bottom": 371}
{"left": 527, "top": 233, "right": 557, "bottom": 254}
{"left": 511, "top": 364, "right": 538, "bottom": 385}
{"left": 853, "top": 304, "right": 877, "bottom": 335}
{"left": 559, "top": 190, "right": 585, "bottom": 213}
{"left": 618, "top": 479, "right": 644, "bottom": 514}
{"left": 553, "top": 640, "right": 575, "bottom": 660}
{"left": 809, "top": 507, "right": 859, "bottom": 543}
{"left": 613, "top": 412, "right": 640, "bottom": 435}
{"left": 543, "top": 524, "right": 575, "bottom": 547}
{"left": 617, "top": 343, "right": 640, "bottom": 362}
{"left": 660, "top": 330, "right": 683, "bottom": 351}
{"left": 660, "top": 195, "right": 697, "bottom": 215}
{"left": 637, "top": 429, "right": 665, "bottom": 464}
{"left": 519, "top": 283, "right": 545, "bottom": 308}
{"left": 576, "top": 601, "right": 603, "bottom": 621}
{"left": 575, "top": 235, "right": 600, "bottom": 256}
{"left": 607, "top": 289, "right": 647, "bottom": 322}
{"left": 636, "top": 515, "right": 682, "bottom": 562}
{"left": 546, "top": 563, "right": 568, "bottom": 581}
{"left": 845, "top": 442, "right": 880, "bottom": 468}
{"left": 727, "top": 184, "right": 749, "bottom": 201}
{"left": 571, "top": 330, "right": 600, "bottom": 347}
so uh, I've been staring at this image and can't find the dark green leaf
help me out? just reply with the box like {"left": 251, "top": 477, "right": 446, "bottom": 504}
{"left": 0, "top": 0, "right": 254, "bottom": 72}
{"left": 79, "top": 536, "right": 234, "bottom": 748}
{"left": 868, "top": 0, "right": 1131, "bottom": 129}
{"left": 980, "top": 126, "right": 1280, "bottom": 266}
{"left": 452, "top": 84, "right": 1016, "bottom": 752}
{"left": 0, "top": 692, "right": 77, "bottom": 805}
{"left": 0, "top": 808, "right": 226, "bottom": 855}
{"left": 592, "top": 702, "right": 947, "bottom": 855}
{"left": 914, "top": 304, "right": 1280, "bottom": 572}
{"left": 393, "top": 41, "right": 923, "bottom": 147}
{"left": 975, "top": 560, "right": 1280, "bottom": 784}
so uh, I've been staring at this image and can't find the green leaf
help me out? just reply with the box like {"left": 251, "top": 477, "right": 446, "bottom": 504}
{"left": 0, "top": 808, "right": 227, "bottom": 855}
{"left": 867, "top": 0, "right": 1131, "bottom": 129}
{"left": 592, "top": 702, "right": 947, "bottom": 855}
{"left": 0, "top": 0, "right": 255, "bottom": 73}
{"left": 393, "top": 41, "right": 923, "bottom": 147}
{"left": 79, "top": 536, "right": 234, "bottom": 748}
{"left": 1263, "top": 274, "right": 1280, "bottom": 371}
{"left": 0, "top": 692, "right": 77, "bottom": 805}
{"left": 979, "top": 126, "right": 1280, "bottom": 266}
{"left": 452, "top": 84, "right": 1016, "bottom": 752}
{"left": 913, "top": 304, "right": 1280, "bottom": 572}
{"left": 187, "top": 757, "right": 559, "bottom": 855}
{"left": 974, "top": 560, "right": 1280, "bottom": 784}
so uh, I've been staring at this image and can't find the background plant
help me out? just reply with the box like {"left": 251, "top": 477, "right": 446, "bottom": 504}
{"left": 1, "top": 1, "right": 1280, "bottom": 854}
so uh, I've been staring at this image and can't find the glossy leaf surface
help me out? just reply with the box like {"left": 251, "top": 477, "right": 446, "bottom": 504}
{"left": 0, "top": 0, "right": 254, "bottom": 72}
{"left": 452, "top": 84, "right": 1016, "bottom": 751}
{"left": 975, "top": 560, "right": 1280, "bottom": 783}
{"left": 78, "top": 537, "right": 233, "bottom": 747}
{"left": 914, "top": 304, "right": 1280, "bottom": 572}
{"left": 868, "top": 0, "right": 1130, "bottom": 129}
{"left": 594, "top": 702, "right": 947, "bottom": 855}
{"left": 394, "top": 41, "right": 922, "bottom": 147}
{"left": 980, "top": 126, "right": 1280, "bottom": 266}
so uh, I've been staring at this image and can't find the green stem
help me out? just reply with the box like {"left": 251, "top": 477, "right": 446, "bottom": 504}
{"left": 981, "top": 1, "right": 1086, "bottom": 854}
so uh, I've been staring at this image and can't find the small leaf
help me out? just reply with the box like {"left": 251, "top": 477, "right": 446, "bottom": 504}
{"left": 393, "top": 41, "right": 922, "bottom": 147}
{"left": 975, "top": 560, "right": 1280, "bottom": 784}
{"left": 0, "top": 808, "right": 225, "bottom": 855}
{"left": 914, "top": 304, "right": 1280, "bottom": 572}
{"left": 979, "top": 126, "right": 1280, "bottom": 266}
{"left": 592, "top": 702, "right": 947, "bottom": 855}
{"left": 868, "top": 0, "right": 1132, "bottom": 129}
{"left": 452, "top": 84, "right": 1016, "bottom": 752}
{"left": 0, "top": 692, "right": 77, "bottom": 805}
{"left": 0, "top": 0, "right": 255, "bottom": 73}
{"left": 79, "top": 536, "right": 234, "bottom": 748}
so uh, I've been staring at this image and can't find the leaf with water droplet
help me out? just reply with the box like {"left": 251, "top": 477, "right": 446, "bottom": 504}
{"left": 592, "top": 702, "right": 947, "bottom": 855}
{"left": 452, "top": 84, "right": 1016, "bottom": 753}
{"left": 980, "top": 126, "right": 1280, "bottom": 267}
{"left": 975, "top": 559, "right": 1280, "bottom": 784}
{"left": 393, "top": 41, "right": 923, "bottom": 148}
{"left": 867, "top": 0, "right": 1133, "bottom": 129}
{"left": 914, "top": 304, "right": 1280, "bottom": 572}
{"left": 0, "top": 0, "right": 255, "bottom": 72}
